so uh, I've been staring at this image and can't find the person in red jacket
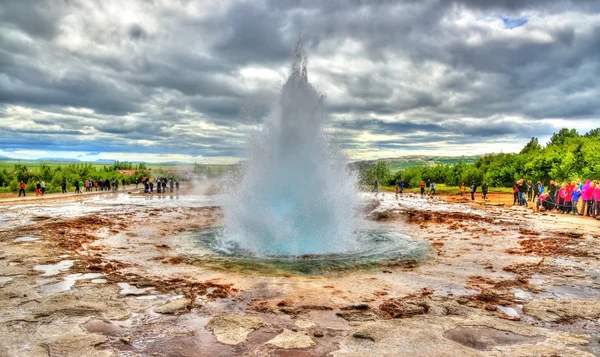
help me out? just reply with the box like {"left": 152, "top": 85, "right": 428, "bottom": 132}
{"left": 18, "top": 181, "right": 26, "bottom": 197}
{"left": 419, "top": 181, "right": 425, "bottom": 196}
{"left": 563, "top": 182, "right": 574, "bottom": 213}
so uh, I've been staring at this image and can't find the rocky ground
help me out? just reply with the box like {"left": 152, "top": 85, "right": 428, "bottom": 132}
{"left": 0, "top": 189, "right": 599, "bottom": 356}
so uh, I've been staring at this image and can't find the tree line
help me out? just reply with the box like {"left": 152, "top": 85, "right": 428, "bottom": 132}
{"left": 359, "top": 127, "right": 600, "bottom": 188}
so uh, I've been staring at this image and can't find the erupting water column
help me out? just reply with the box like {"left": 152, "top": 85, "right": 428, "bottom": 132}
{"left": 220, "top": 44, "right": 358, "bottom": 256}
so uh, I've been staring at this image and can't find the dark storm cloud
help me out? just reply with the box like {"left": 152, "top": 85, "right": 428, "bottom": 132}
{"left": 0, "top": 0, "right": 64, "bottom": 40}
{"left": 0, "top": 0, "right": 598, "bottom": 160}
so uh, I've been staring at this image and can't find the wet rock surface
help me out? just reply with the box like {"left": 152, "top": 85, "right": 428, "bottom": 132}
{"left": 206, "top": 314, "right": 266, "bottom": 345}
{"left": 154, "top": 298, "right": 191, "bottom": 314}
{"left": 0, "top": 192, "right": 599, "bottom": 356}
{"left": 266, "top": 328, "right": 316, "bottom": 349}
{"left": 443, "top": 326, "right": 544, "bottom": 351}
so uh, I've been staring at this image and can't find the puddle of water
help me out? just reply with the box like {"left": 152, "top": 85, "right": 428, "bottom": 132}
{"left": 543, "top": 285, "right": 600, "bottom": 299}
{"left": 136, "top": 295, "right": 158, "bottom": 300}
{"left": 13, "top": 237, "right": 40, "bottom": 243}
{"left": 497, "top": 306, "right": 519, "bottom": 318}
{"left": 0, "top": 276, "right": 14, "bottom": 284}
{"left": 513, "top": 288, "right": 534, "bottom": 300}
{"left": 528, "top": 274, "right": 544, "bottom": 285}
{"left": 117, "top": 282, "right": 155, "bottom": 296}
{"left": 555, "top": 258, "right": 577, "bottom": 265}
{"left": 39, "top": 273, "right": 105, "bottom": 295}
{"left": 91, "top": 279, "right": 108, "bottom": 284}
{"left": 34, "top": 260, "right": 75, "bottom": 276}
{"left": 40, "top": 279, "right": 76, "bottom": 295}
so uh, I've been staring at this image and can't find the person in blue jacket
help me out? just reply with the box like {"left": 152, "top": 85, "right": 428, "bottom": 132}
{"left": 571, "top": 184, "right": 582, "bottom": 214}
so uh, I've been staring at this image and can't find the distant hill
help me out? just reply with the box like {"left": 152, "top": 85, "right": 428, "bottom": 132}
{"left": 351, "top": 155, "right": 483, "bottom": 171}
{"left": 37, "top": 157, "right": 80, "bottom": 162}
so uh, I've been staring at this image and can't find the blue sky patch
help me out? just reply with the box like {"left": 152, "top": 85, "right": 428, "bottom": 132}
{"left": 502, "top": 16, "right": 528, "bottom": 29}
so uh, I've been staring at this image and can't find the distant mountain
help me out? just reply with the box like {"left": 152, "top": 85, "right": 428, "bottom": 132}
{"left": 36, "top": 157, "right": 80, "bottom": 162}
{"left": 94, "top": 159, "right": 115, "bottom": 163}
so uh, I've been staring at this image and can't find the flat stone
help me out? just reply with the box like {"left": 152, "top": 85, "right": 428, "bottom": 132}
{"left": 33, "top": 292, "right": 130, "bottom": 320}
{"left": 82, "top": 319, "right": 124, "bottom": 337}
{"left": 40, "top": 333, "right": 110, "bottom": 357}
{"left": 154, "top": 298, "right": 191, "bottom": 314}
{"left": 266, "top": 329, "right": 316, "bottom": 349}
{"left": 523, "top": 299, "right": 600, "bottom": 322}
{"left": 444, "top": 326, "right": 544, "bottom": 351}
{"left": 206, "top": 315, "right": 265, "bottom": 345}
{"left": 294, "top": 319, "right": 316, "bottom": 329}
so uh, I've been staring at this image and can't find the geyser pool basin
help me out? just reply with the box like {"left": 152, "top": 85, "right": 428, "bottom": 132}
{"left": 192, "top": 227, "right": 433, "bottom": 274}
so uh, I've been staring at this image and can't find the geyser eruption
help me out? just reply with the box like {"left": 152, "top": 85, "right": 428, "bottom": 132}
{"left": 220, "top": 43, "right": 358, "bottom": 256}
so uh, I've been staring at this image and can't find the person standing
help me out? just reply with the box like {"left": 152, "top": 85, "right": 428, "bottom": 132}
{"left": 40, "top": 181, "right": 46, "bottom": 196}
{"left": 460, "top": 183, "right": 465, "bottom": 197}
{"left": 121, "top": 178, "right": 125, "bottom": 188}
{"left": 135, "top": 178, "right": 139, "bottom": 188}
{"left": 592, "top": 181, "right": 600, "bottom": 218}
{"left": 580, "top": 180, "right": 592, "bottom": 216}
{"left": 426, "top": 180, "right": 431, "bottom": 195}
{"left": 35, "top": 181, "right": 41, "bottom": 196}
{"left": 548, "top": 180, "right": 558, "bottom": 201}
{"left": 572, "top": 185, "right": 582, "bottom": 215}
{"left": 532, "top": 181, "right": 540, "bottom": 202}
{"left": 170, "top": 179, "right": 174, "bottom": 192}
{"left": 470, "top": 181, "right": 477, "bottom": 201}
{"left": 420, "top": 181, "right": 425, "bottom": 196}
{"left": 517, "top": 180, "right": 527, "bottom": 206}
{"left": 79, "top": 179, "right": 84, "bottom": 193}
{"left": 565, "top": 181, "right": 575, "bottom": 213}
{"left": 512, "top": 182, "right": 519, "bottom": 205}
{"left": 371, "top": 179, "right": 379, "bottom": 194}
{"left": 61, "top": 181, "right": 67, "bottom": 193}
{"left": 18, "top": 181, "right": 26, "bottom": 197}
{"left": 482, "top": 182, "right": 489, "bottom": 200}
{"left": 399, "top": 180, "right": 404, "bottom": 194}
{"left": 527, "top": 180, "right": 533, "bottom": 201}
{"left": 175, "top": 180, "right": 179, "bottom": 192}
{"left": 429, "top": 182, "right": 436, "bottom": 196}
{"left": 556, "top": 182, "right": 567, "bottom": 213}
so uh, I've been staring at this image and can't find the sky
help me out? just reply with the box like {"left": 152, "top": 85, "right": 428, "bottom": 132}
{"left": 1, "top": 0, "right": 599, "bottom": 163}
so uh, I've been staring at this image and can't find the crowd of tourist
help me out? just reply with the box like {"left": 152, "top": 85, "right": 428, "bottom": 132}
{"left": 535, "top": 180, "right": 600, "bottom": 218}
{"left": 140, "top": 177, "right": 179, "bottom": 193}
{"left": 73, "top": 178, "right": 127, "bottom": 193}
{"left": 373, "top": 177, "right": 600, "bottom": 220}
{"left": 16, "top": 176, "right": 181, "bottom": 197}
